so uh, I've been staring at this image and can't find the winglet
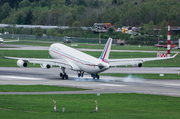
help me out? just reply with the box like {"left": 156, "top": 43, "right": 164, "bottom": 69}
{"left": 173, "top": 53, "right": 178, "bottom": 58}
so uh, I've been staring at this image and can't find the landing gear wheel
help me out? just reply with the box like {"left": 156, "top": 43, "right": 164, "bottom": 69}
{"left": 77, "top": 71, "right": 84, "bottom": 78}
{"left": 91, "top": 74, "right": 100, "bottom": 79}
{"left": 60, "top": 73, "right": 63, "bottom": 77}
{"left": 60, "top": 73, "right": 68, "bottom": 79}
{"left": 78, "top": 73, "right": 81, "bottom": 78}
{"left": 97, "top": 75, "right": 99, "bottom": 79}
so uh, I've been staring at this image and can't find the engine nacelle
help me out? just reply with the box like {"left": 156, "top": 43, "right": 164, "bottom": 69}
{"left": 40, "top": 64, "right": 51, "bottom": 69}
{"left": 132, "top": 63, "right": 142, "bottom": 67}
{"left": 17, "top": 59, "right": 27, "bottom": 67}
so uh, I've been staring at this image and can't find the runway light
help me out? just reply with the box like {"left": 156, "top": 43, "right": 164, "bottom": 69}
{"left": 160, "top": 74, "right": 164, "bottom": 76}
{"left": 62, "top": 107, "right": 65, "bottom": 113}
{"left": 53, "top": 100, "right": 59, "bottom": 112}
{"left": 94, "top": 100, "right": 98, "bottom": 112}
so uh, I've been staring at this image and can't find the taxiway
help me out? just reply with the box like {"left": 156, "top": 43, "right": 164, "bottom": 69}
{"left": 0, "top": 67, "right": 180, "bottom": 97}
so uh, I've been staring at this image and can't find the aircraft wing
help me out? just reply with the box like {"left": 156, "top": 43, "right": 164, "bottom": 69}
{"left": 108, "top": 53, "right": 178, "bottom": 66}
{"left": 2, "top": 54, "right": 72, "bottom": 69}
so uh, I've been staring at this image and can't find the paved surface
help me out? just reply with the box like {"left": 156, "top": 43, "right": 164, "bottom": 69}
{"left": 1, "top": 44, "right": 180, "bottom": 97}
{"left": 0, "top": 44, "right": 179, "bottom": 53}
{"left": 0, "top": 67, "right": 180, "bottom": 97}
{"left": 0, "top": 44, "right": 49, "bottom": 50}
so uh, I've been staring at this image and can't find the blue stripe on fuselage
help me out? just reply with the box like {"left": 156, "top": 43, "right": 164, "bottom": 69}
{"left": 50, "top": 46, "right": 94, "bottom": 65}
{"left": 100, "top": 38, "right": 110, "bottom": 60}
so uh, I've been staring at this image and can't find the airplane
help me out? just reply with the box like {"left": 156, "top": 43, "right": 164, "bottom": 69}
{"left": 2, "top": 38, "right": 178, "bottom": 79}
{"left": 0, "top": 37, "right": 19, "bottom": 44}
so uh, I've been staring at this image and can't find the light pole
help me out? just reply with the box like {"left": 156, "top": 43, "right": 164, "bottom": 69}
{"left": 99, "top": 27, "right": 101, "bottom": 44}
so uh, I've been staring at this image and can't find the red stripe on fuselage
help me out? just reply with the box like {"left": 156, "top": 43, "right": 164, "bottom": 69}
{"left": 50, "top": 49, "right": 95, "bottom": 67}
{"left": 102, "top": 39, "right": 111, "bottom": 63}
{"left": 50, "top": 49, "right": 83, "bottom": 64}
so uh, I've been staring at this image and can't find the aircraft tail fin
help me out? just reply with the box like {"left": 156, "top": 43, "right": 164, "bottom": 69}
{"left": 99, "top": 38, "right": 112, "bottom": 63}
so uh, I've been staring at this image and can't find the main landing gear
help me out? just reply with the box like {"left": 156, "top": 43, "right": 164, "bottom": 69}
{"left": 91, "top": 74, "right": 100, "bottom": 79}
{"left": 78, "top": 71, "right": 84, "bottom": 78}
{"left": 60, "top": 67, "right": 68, "bottom": 79}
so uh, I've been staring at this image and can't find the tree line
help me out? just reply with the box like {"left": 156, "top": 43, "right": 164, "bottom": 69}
{"left": 1, "top": 0, "right": 180, "bottom": 27}
{"left": 1, "top": 0, "right": 180, "bottom": 44}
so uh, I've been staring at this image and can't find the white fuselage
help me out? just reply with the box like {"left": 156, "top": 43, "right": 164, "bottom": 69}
{"left": 49, "top": 43, "right": 110, "bottom": 74}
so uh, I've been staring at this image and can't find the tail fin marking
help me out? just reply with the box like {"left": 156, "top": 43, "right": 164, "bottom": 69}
{"left": 99, "top": 38, "right": 112, "bottom": 63}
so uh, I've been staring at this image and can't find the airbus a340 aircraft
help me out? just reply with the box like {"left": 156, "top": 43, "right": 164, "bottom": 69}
{"left": 2, "top": 38, "right": 178, "bottom": 79}
{"left": 0, "top": 37, "right": 19, "bottom": 44}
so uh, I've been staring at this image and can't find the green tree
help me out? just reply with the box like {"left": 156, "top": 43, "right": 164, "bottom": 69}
{"left": 17, "top": 14, "right": 23, "bottom": 24}
{"left": 148, "top": 20, "right": 154, "bottom": 35}
{"left": 156, "top": 11, "right": 168, "bottom": 25}
{"left": 65, "top": 0, "right": 71, "bottom": 5}
{"left": 19, "top": 0, "right": 30, "bottom": 8}
{"left": 46, "top": 29, "right": 53, "bottom": 36}
{"left": 77, "top": 5, "right": 86, "bottom": 14}
{"left": 91, "top": 0, "right": 99, "bottom": 7}
{"left": 0, "top": 3, "right": 12, "bottom": 22}
{"left": 39, "top": 0, "right": 47, "bottom": 7}
{"left": 72, "top": 21, "right": 82, "bottom": 37}
{"left": 107, "top": 27, "right": 115, "bottom": 37}
{"left": 23, "top": 10, "right": 33, "bottom": 25}
{"left": 34, "top": 27, "right": 43, "bottom": 36}
{"left": 76, "top": 0, "right": 87, "bottom": 6}
{"left": 160, "top": 20, "right": 167, "bottom": 40}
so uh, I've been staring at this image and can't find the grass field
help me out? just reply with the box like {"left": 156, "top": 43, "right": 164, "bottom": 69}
{"left": 0, "top": 93, "right": 180, "bottom": 119}
{"left": 0, "top": 50, "right": 179, "bottom": 67}
{"left": 2, "top": 40, "right": 180, "bottom": 51}
{"left": 1, "top": 41, "right": 180, "bottom": 119}
{"left": 4, "top": 40, "right": 52, "bottom": 46}
{"left": 100, "top": 73, "right": 180, "bottom": 80}
{"left": 0, "top": 85, "right": 87, "bottom": 92}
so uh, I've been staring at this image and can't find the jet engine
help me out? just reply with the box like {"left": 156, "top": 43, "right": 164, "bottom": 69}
{"left": 17, "top": 59, "right": 27, "bottom": 67}
{"left": 132, "top": 63, "right": 142, "bottom": 67}
{"left": 98, "top": 63, "right": 104, "bottom": 69}
{"left": 40, "top": 64, "right": 51, "bottom": 69}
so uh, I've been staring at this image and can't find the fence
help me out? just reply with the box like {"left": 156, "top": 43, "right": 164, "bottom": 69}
{"left": 0, "top": 34, "right": 108, "bottom": 44}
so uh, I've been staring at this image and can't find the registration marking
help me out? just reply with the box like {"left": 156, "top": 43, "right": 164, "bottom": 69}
{"left": 100, "top": 84, "right": 126, "bottom": 87}
{"left": 0, "top": 75, "right": 46, "bottom": 80}
{"left": 166, "top": 84, "right": 180, "bottom": 87}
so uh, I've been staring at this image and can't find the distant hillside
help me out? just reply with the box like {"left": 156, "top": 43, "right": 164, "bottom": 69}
{"left": 0, "top": 0, "right": 180, "bottom": 27}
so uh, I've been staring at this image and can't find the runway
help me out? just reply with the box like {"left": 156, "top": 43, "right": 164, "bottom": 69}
{"left": 0, "top": 44, "right": 179, "bottom": 53}
{"left": 0, "top": 67, "right": 180, "bottom": 97}
{"left": 1, "top": 44, "right": 180, "bottom": 97}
